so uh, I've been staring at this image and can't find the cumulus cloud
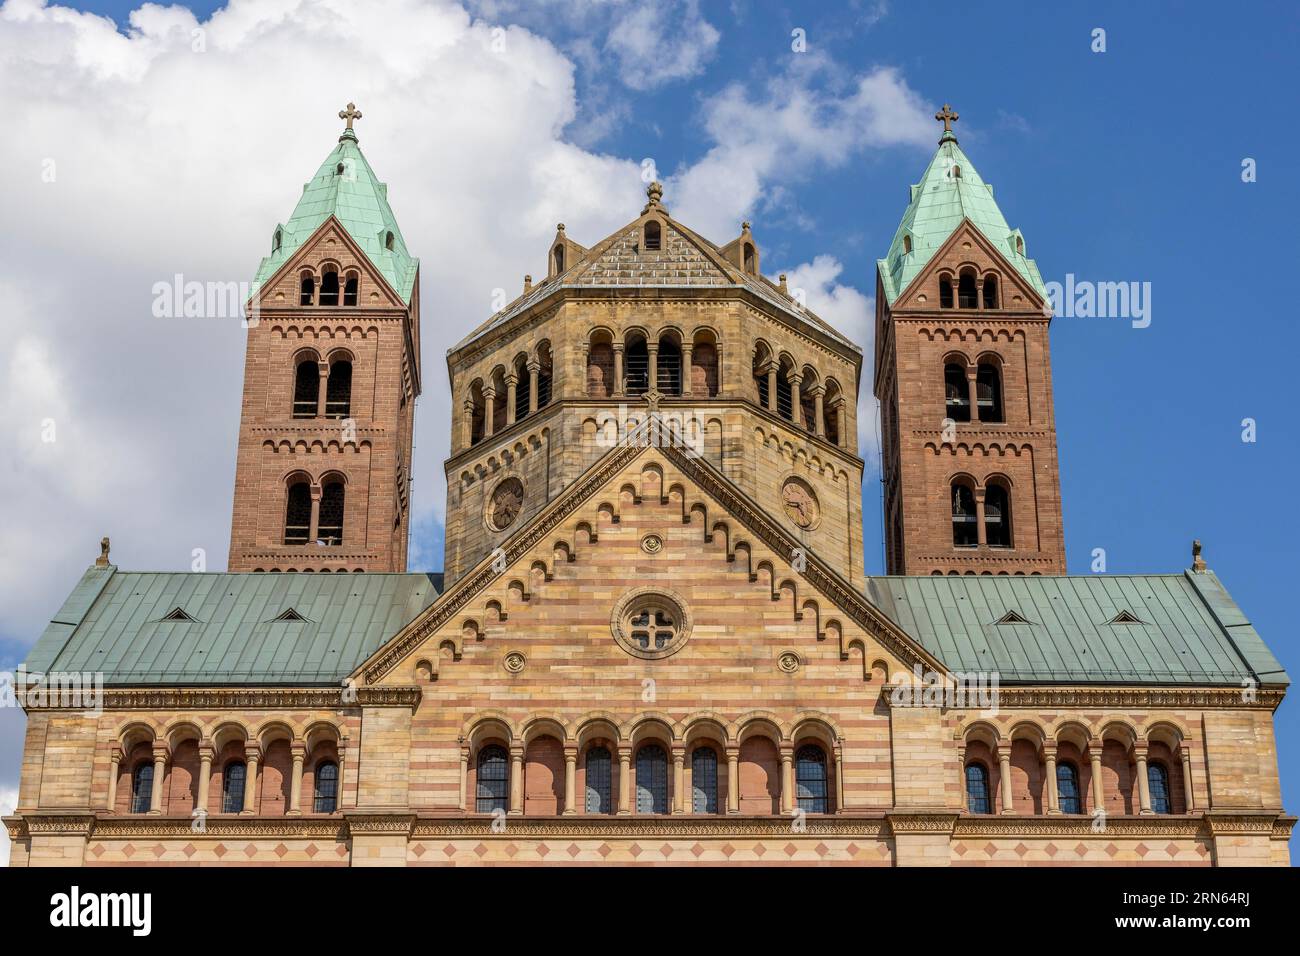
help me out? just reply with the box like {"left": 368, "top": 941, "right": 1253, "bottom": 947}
{"left": 0, "top": 0, "right": 921, "bottom": 653}
{"left": 605, "top": 0, "right": 719, "bottom": 90}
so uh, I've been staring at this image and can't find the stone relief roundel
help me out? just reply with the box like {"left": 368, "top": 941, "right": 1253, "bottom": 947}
{"left": 780, "top": 477, "right": 820, "bottom": 530}
{"left": 488, "top": 477, "right": 525, "bottom": 532}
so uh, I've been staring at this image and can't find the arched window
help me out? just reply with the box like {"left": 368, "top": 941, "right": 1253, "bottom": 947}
{"left": 952, "top": 165, "right": 962, "bottom": 178}
{"left": 584, "top": 746, "right": 612, "bottom": 814}
{"left": 469, "top": 383, "right": 485, "bottom": 445}
{"left": 514, "top": 363, "right": 530, "bottom": 421}
{"left": 691, "top": 337, "right": 718, "bottom": 397}
{"left": 587, "top": 337, "right": 614, "bottom": 398}
{"left": 965, "top": 762, "right": 991, "bottom": 813}
{"left": 299, "top": 274, "right": 315, "bottom": 306}
{"left": 1057, "top": 762, "right": 1081, "bottom": 814}
{"left": 635, "top": 745, "right": 668, "bottom": 814}
{"left": 325, "top": 359, "right": 352, "bottom": 418}
{"left": 975, "top": 363, "right": 1003, "bottom": 422}
{"left": 317, "top": 480, "right": 345, "bottom": 545}
{"left": 343, "top": 275, "right": 359, "bottom": 307}
{"left": 644, "top": 220, "right": 661, "bottom": 251}
{"left": 753, "top": 353, "right": 770, "bottom": 408}
{"left": 982, "top": 275, "right": 998, "bottom": 309}
{"left": 743, "top": 242, "right": 756, "bottom": 274}
{"left": 902, "top": 234, "right": 912, "bottom": 254}
{"left": 273, "top": 229, "right": 283, "bottom": 252}
{"left": 284, "top": 480, "right": 312, "bottom": 545}
{"left": 385, "top": 231, "right": 395, "bottom": 251}
{"left": 776, "top": 366, "right": 794, "bottom": 421}
{"left": 130, "top": 762, "right": 154, "bottom": 814}
{"left": 952, "top": 483, "right": 977, "bottom": 547}
{"left": 476, "top": 745, "right": 509, "bottom": 813}
{"left": 625, "top": 337, "right": 649, "bottom": 396}
{"left": 536, "top": 343, "right": 553, "bottom": 408}
{"left": 293, "top": 359, "right": 318, "bottom": 418}
{"left": 944, "top": 363, "right": 970, "bottom": 422}
{"left": 552, "top": 244, "right": 565, "bottom": 274}
{"left": 313, "top": 761, "right": 339, "bottom": 814}
{"left": 958, "top": 271, "right": 978, "bottom": 309}
{"left": 657, "top": 336, "right": 682, "bottom": 396}
{"left": 1148, "top": 762, "right": 1171, "bottom": 814}
{"left": 795, "top": 744, "right": 829, "bottom": 814}
{"left": 939, "top": 276, "right": 954, "bottom": 309}
{"left": 691, "top": 747, "right": 718, "bottom": 814}
{"left": 222, "top": 761, "right": 246, "bottom": 813}
{"left": 318, "top": 269, "right": 339, "bottom": 306}
{"left": 984, "top": 482, "right": 1012, "bottom": 548}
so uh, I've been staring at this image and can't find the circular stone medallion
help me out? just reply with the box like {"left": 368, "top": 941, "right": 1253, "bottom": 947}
{"left": 487, "top": 477, "right": 525, "bottom": 532}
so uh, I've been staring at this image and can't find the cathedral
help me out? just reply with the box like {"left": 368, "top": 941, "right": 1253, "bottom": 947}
{"left": 6, "top": 104, "right": 1291, "bottom": 867}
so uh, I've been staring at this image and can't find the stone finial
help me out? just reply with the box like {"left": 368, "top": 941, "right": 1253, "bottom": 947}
{"left": 642, "top": 181, "right": 665, "bottom": 215}
{"left": 96, "top": 536, "right": 111, "bottom": 568}
{"left": 1191, "top": 539, "right": 1207, "bottom": 573}
{"left": 741, "top": 220, "right": 752, "bottom": 233}
{"left": 778, "top": 273, "right": 788, "bottom": 296}
{"left": 523, "top": 274, "right": 532, "bottom": 293}
{"left": 557, "top": 223, "right": 566, "bottom": 233}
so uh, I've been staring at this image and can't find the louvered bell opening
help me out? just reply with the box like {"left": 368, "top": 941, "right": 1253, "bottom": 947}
{"left": 317, "top": 482, "right": 345, "bottom": 546}
{"left": 293, "top": 361, "right": 318, "bottom": 419}
{"left": 514, "top": 372, "right": 529, "bottom": 421}
{"left": 656, "top": 347, "right": 681, "bottom": 396}
{"left": 325, "top": 361, "right": 351, "bottom": 418}
{"left": 284, "top": 482, "right": 312, "bottom": 545}
{"left": 625, "top": 342, "right": 649, "bottom": 396}
{"left": 755, "top": 370, "right": 769, "bottom": 408}
{"left": 944, "top": 364, "right": 970, "bottom": 422}
{"left": 776, "top": 375, "right": 793, "bottom": 421}
{"left": 952, "top": 485, "right": 978, "bottom": 547}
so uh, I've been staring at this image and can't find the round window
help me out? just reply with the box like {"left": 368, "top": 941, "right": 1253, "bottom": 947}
{"left": 610, "top": 588, "right": 692, "bottom": 660}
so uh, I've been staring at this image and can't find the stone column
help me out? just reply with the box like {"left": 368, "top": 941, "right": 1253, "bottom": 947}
{"left": 462, "top": 398, "right": 475, "bottom": 448}
{"left": 308, "top": 484, "right": 322, "bottom": 542}
{"left": 955, "top": 745, "right": 967, "bottom": 810}
{"left": 997, "top": 747, "right": 1014, "bottom": 814}
{"left": 1181, "top": 748, "right": 1195, "bottom": 811}
{"left": 508, "top": 746, "right": 524, "bottom": 815}
{"left": 288, "top": 743, "right": 306, "bottom": 815}
{"left": 612, "top": 343, "right": 625, "bottom": 398}
{"left": 106, "top": 749, "right": 122, "bottom": 812}
{"left": 965, "top": 365, "right": 979, "bottom": 419}
{"left": 834, "top": 744, "right": 845, "bottom": 813}
{"left": 458, "top": 746, "right": 469, "bottom": 812}
{"left": 1135, "top": 744, "right": 1153, "bottom": 814}
{"left": 835, "top": 401, "right": 847, "bottom": 448}
{"left": 617, "top": 750, "right": 632, "bottom": 814}
{"left": 527, "top": 360, "right": 540, "bottom": 413}
{"left": 779, "top": 746, "right": 795, "bottom": 814}
{"left": 765, "top": 363, "right": 778, "bottom": 412}
{"left": 337, "top": 745, "right": 349, "bottom": 810}
{"left": 680, "top": 343, "right": 694, "bottom": 398}
{"left": 811, "top": 386, "right": 826, "bottom": 438}
{"left": 197, "top": 744, "right": 214, "bottom": 817}
{"left": 974, "top": 487, "right": 988, "bottom": 547}
{"left": 504, "top": 372, "right": 518, "bottom": 426}
{"left": 241, "top": 745, "right": 260, "bottom": 815}
{"left": 1089, "top": 745, "right": 1105, "bottom": 814}
{"left": 647, "top": 342, "right": 659, "bottom": 391}
{"left": 1044, "top": 745, "right": 1061, "bottom": 814}
{"left": 563, "top": 747, "right": 578, "bottom": 815}
{"left": 148, "top": 744, "right": 167, "bottom": 814}
{"left": 672, "top": 747, "right": 686, "bottom": 814}
{"left": 316, "top": 361, "right": 330, "bottom": 417}
{"left": 726, "top": 747, "right": 740, "bottom": 814}
{"left": 788, "top": 371, "right": 802, "bottom": 426}
{"left": 483, "top": 386, "right": 497, "bottom": 438}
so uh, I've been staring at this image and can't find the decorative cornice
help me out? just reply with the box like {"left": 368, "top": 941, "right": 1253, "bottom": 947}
{"left": 411, "top": 815, "right": 887, "bottom": 838}
{"left": 952, "top": 815, "right": 1207, "bottom": 838}
{"left": 887, "top": 812, "right": 959, "bottom": 835}
{"left": 1203, "top": 812, "right": 1284, "bottom": 836}
{"left": 343, "top": 812, "right": 417, "bottom": 834}
{"left": 91, "top": 815, "right": 347, "bottom": 839}
{"left": 991, "top": 686, "right": 1285, "bottom": 710}
{"left": 24, "top": 685, "right": 420, "bottom": 712}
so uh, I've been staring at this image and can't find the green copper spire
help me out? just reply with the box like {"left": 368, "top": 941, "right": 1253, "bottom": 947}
{"left": 878, "top": 105, "right": 1046, "bottom": 305}
{"left": 253, "top": 102, "right": 418, "bottom": 302}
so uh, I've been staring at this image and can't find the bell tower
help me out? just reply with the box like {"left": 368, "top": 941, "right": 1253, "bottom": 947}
{"left": 874, "top": 105, "right": 1065, "bottom": 575}
{"left": 228, "top": 104, "right": 421, "bottom": 573}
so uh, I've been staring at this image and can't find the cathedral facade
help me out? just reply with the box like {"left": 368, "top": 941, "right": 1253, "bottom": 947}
{"left": 6, "top": 107, "right": 1292, "bottom": 867}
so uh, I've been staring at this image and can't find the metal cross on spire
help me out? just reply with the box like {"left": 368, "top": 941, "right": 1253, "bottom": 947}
{"left": 935, "top": 103, "right": 959, "bottom": 140}
{"left": 339, "top": 102, "right": 363, "bottom": 131}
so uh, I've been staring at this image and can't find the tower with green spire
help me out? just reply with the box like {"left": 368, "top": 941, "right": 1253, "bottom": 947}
{"left": 229, "top": 103, "right": 421, "bottom": 573}
{"left": 873, "top": 105, "right": 1065, "bottom": 575}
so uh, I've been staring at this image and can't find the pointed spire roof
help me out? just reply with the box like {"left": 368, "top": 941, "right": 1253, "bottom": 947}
{"left": 253, "top": 106, "right": 418, "bottom": 302}
{"left": 877, "top": 115, "right": 1046, "bottom": 305}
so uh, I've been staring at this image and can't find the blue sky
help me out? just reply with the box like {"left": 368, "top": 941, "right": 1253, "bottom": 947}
{"left": 1, "top": 0, "right": 1297, "bottom": 850}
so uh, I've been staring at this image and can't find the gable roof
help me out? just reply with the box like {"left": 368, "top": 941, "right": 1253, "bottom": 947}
{"left": 877, "top": 132, "right": 1047, "bottom": 305}
{"left": 23, "top": 568, "right": 442, "bottom": 685}
{"left": 452, "top": 206, "right": 860, "bottom": 355}
{"left": 252, "top": 129, "right": 418, "bottom": 303}
{"left": 864, "top": 572, "right": 1288, "bottom": 686}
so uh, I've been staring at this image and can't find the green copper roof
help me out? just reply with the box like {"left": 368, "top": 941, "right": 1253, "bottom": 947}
{"left": 253, "top": 129, "right": 418, "bottom": 302}
{"left": 24, "top": 567, "right": 441, "bottom": 685}
{"left": 878, "top": 133, "right": 1047, "bottom": 305}
{"left": 864, "top": 571, "right": 1288, "bottom": 686}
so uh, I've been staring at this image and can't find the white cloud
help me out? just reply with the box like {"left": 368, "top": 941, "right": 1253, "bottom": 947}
{"left": 0, "top": 0, "right": 918, "bottom": 656}
{"left": 0, "top": 786, "right": 16, "bottom": 866}
{"left": 605, "top": 0, "right": 719, "bottom": 90}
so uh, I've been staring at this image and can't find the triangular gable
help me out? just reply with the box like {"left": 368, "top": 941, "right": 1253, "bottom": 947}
{"left": 159, "top": 606, "right": 199, "bottom": 623}
{"left": 1107, "top": 610, "right": 1145, "bottom": 625}
{"left": 247, "top": 215, "right": 409, "bottom": 311}
{"left": 355, "top": 426, "right": 947, "bottom": 685}
{"left": 268, "top": 607, "right": 310, "bottom": 623}
{"left": 994, "top": 610, "right": 1033, "bottom": 625}
{"left": 890, "top": 218, "right": 1046, "bottom": 313}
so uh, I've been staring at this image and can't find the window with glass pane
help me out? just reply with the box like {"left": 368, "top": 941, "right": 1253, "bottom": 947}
{"left": 476, "top": 745, "right": 509, "bottom": 813}
{"left": 965, "top": 762, "right": 990, "bottom": 814}
{"left": 585, "top": 746, "right": 612, "bottom": 814}
{"left": 1057, "top": 762, "right": 1081, "bottom": 814}
{"left": 130, "top": 763, "right": 153, "bottom": 814}
{"left": 313, "top": 761, "right": 339, "bottom": 814}
{"left": 691, "top": 747, "right": 718, "bottom": 814}
{"left": 222, "top": 761, "right": 246, "bottom": 813}
{"left": 795, "top": 745, "right": 829, "bottom": 813}
{"left": 1148, "top": 762, "right": 1171, "bottom": 814}
{"left": 635, "top": 745, "right": 668, "bottom": 814}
